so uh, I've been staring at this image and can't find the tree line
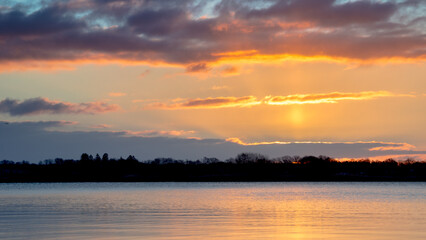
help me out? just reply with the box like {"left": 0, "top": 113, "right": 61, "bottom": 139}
{"left": 0, "top": 153, "right": 425, "bottom": 182}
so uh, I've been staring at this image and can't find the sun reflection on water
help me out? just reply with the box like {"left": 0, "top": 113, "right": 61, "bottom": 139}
{"left": 0, "top": 182, "right": 425, "bottom": 240}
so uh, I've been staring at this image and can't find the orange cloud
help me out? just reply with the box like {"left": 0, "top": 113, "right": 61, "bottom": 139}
{"left": 186, "top": 63, "right": 211, "bottom": 73}
{"left": 264, "top": 91, "right": 400, "bottom": 105}
{"left": 369, "top": 143, "right": 416, "bottom": 151}
{"left": 212, "top": 50, "right": 259, "bottom": 58}
{"left": 226, "top": 137, "right": 370, "bottom": 146}
{"left": 220, "top": 65, "right": 240, "bottom": 76}
{"left": 227, "top": 138, "right": 418, "bottom": 152}
{"left": 124, "top": 129, "right": 195, "bottom": 137}
{"left": 226, "top": 137, "right": 292, "bottom": 145}
{"left": 1, "top": 0, "right": 425, "bottom": 73}
{"left": 146, "top": 96, "right": 261, "bottom": 110}
{"left": 145, "top": 91, "right": 413, "bottom": 110}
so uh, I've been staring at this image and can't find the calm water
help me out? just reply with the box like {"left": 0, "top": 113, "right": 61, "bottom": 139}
{"left": 0, "top": 182, "right": 425, "bottom": 240}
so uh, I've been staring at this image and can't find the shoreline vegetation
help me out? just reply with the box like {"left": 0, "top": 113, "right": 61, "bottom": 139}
{"left": 1, "top": 153, "right": 425, "bottom": 182}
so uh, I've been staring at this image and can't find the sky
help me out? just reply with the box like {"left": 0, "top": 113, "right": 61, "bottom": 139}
{"left": 0, "top": 0, "right": 425, "bottom": 162}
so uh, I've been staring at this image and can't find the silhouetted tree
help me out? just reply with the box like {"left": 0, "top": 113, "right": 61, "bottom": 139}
{"left": 55, "top": 158, "right": 64, "bottom": 165}
{"left": 299, "top": 156, "right": 331, "bottom": 165}
{"left": 80, "top": 153, "right": 90, "bottom": 162}
{"left": 0, "top": 160, "right": 14, "bottom": 165}
{"left": 1, "top": 152, "right": 425, "bottom": 182}
{"left": 235, "top": 153, "right": 269, "bottom": 164}
{"left": 275, "top": 155, "right": 294, "bottom": 164}
{"left": 102, "top": 153, "right": 109, "bottom": 162}
{"left": 42, "top": 159, "right": 54, "bottom": 165}
{"left": 202, "top": 157, "right": 219, "bottom": 164}
{"left": 126, "top": 155, "right": 138, "bottom": 162}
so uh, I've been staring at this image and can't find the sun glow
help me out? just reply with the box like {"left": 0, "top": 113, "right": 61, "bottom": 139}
{"left": 289, "top": 107, "right": 304, "bottom": 126}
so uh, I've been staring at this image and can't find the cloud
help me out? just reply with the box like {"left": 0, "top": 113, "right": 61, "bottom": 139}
{"left": 226, "top": 137, "right": 426, "bottom": 160}
{"left": 109, "top": 92, "right": 127, "bottom": 97}
{"left": 124, "top": 130, "right": 196, "bottom": 137}
{"left": 0, "top": 120, "right": 75, "bottom": 128}
{"left": 127, "top": 8, "right": 188, "bottom": 36}
{"left": 219, "top": 65, "right": 240, "bottom": 76}
{"left": 244, "top": 0, "right": 397, "bottom": 27}
{"left": 186, "top": 63, "right": 211, "bottom": 72}
{"left": 146, "top": 91, "right": 412, "bottom": 109}
{"left": 91, "top": 124, "right": 112, "bottom": 129}
{"left": 1, "top": 120, "right": 425, "bottom": 162}
{"left": 0, "top": 0, "right": 425, "bottom": 71}
{"left": 147, "top": 96, "right": 261, "bottom": 109}
{"left": 0, "top": 5, "right": 85, "bottom": 36}
{"left": 226, "top": 137, "right": 291, "bottom": 145}
{"left": 0, "top": 97, "right": 119, "bottom": 116}
{"left": 264, "top": 91, "right": 402, "bottom": 105}
{"left": 227, "top": 137, "right": 418, "bottom": 152}
{"left": 369, "top": 143, "right": 416, "bottom": 151}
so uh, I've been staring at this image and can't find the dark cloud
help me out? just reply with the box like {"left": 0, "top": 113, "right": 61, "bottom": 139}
{"left": 1, "top": 121, "right": 424, "bottom": 162}
{"left": 128, "top": 8, "right": 188, "bottom": 36}
{"left": 0, "top": 6, "right": 84, "bottom": 37}
{"left": 0, "top": 120, "right": 73, "bottom": 132}
{"left": 244, "top": 0, "right": 397, "bottom": 27}
{"left": 186, "top": 63, "right": 210, "bottom": 72}
{"left": 0, "top": 0, "right": 424, "bottom": 68}
{"left": 0, "top": 97, "right": 119, "bottom": 116}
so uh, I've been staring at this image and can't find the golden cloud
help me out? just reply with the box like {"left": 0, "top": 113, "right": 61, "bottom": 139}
{"left": 145, "top": 91, "right": 413, "bottom": 109}
{"left": 146, "top": 96, "right": 262, "bottom": 109}
{"left": 264, "top": 91, "right": 401, "bottom": 105}
{"left": 227, "top": 138, "right": 417, "bottom": 152}
{"left": 369, "top": 143, "right": 416, "bottom": 151}
{"left": 123, "top": 130, "right": 196, "bottom": 137}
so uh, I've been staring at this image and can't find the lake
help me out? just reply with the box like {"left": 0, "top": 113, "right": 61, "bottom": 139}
{"left": 0, "top": 182, "right": 425, "bottom": 239}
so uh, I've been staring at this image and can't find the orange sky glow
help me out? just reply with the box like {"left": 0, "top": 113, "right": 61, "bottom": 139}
{"left": 0, "top": 0, "right": 425, "bottom": 161}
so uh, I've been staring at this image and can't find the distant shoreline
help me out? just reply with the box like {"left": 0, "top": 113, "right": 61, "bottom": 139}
{"left": 1, "top": 153, "right": 425, "bottom": 182}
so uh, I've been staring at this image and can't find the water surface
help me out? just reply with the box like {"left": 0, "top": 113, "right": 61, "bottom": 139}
{"left": 0, "top": 182, "right": 425, "bottom": 239}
